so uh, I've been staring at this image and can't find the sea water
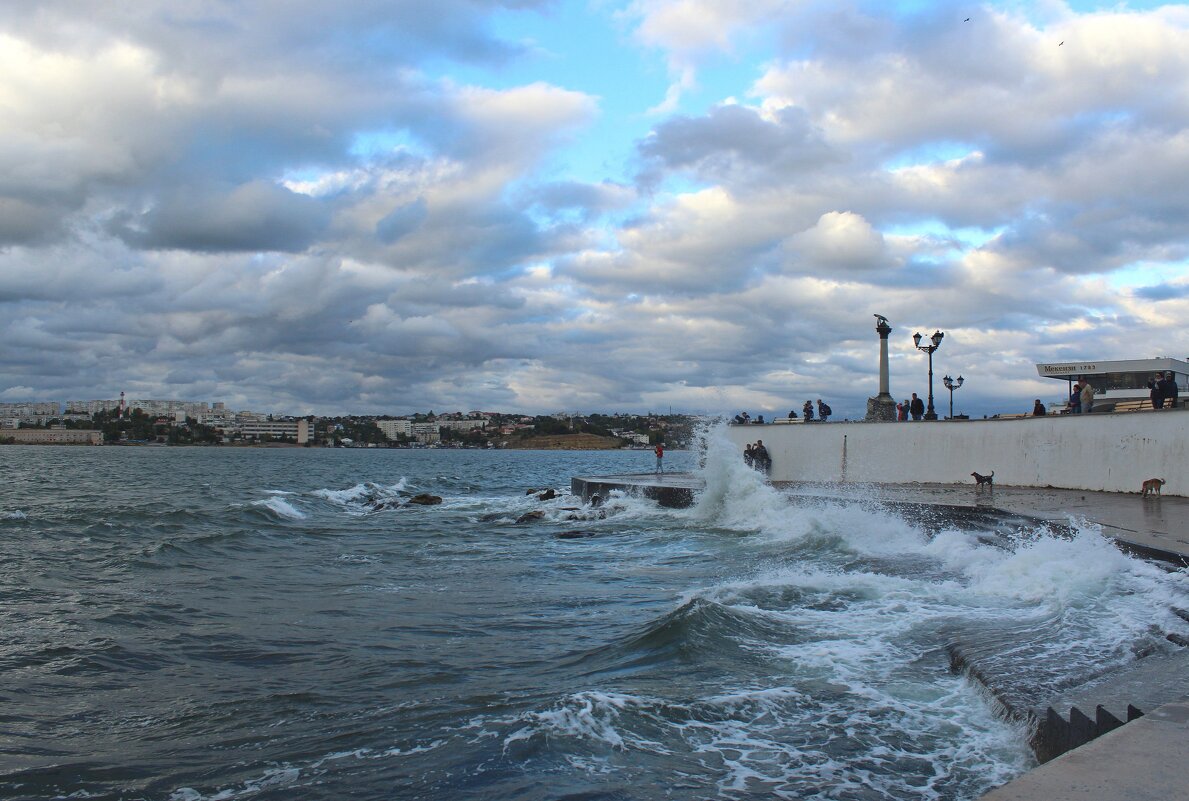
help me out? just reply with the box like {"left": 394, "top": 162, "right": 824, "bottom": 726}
{"left": 1, "top": 427, "right": 1186, "bottom": 800}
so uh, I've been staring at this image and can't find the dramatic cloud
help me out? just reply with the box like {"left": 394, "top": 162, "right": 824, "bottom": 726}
{"left": 1, "top": 1, "right": 1188, "bottom": 418}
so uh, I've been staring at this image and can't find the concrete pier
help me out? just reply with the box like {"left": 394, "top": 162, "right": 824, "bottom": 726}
{"left": 571, "top": 472, "right": 702, "bottom": 508}
{"left": 976, "top": 696, "right": 1189, "bottom": 801}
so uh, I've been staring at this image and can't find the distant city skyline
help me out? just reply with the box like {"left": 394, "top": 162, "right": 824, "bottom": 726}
{"left": 1, "top": 1, "right": 1187, "bottom": 420}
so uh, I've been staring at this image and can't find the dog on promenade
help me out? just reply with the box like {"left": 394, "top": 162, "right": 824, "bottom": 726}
{"left": 1141, "top": 478, "right": 1165, "bottom": 497}
{"left": 971, "top": 470, "right": 994, "bottom": 489}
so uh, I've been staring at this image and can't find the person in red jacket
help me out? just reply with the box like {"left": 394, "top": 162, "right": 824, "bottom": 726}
{"left": 654, "top": 443, "right": 664, "bottom": 473}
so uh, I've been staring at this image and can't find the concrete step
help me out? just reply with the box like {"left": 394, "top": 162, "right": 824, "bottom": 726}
{"left": 949, "top": 637, "right": 1189, "bottom": 763}
{"left": 1031, "top": 647, "right": 1189, "bottom": 762}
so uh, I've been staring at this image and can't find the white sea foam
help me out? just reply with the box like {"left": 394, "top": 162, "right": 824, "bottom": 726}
{"left": 312, "top": 479, "right": 407, "bottom": 504}
{"left": 1, "top": 510, "right": 27, "bottom": 520}
{"left": 251, "top": 496, "right": 306, "bottom": 520}
{"left": 504, "top": 691, "right": 649, "bottom": 751}
{"left": 688, "top": 421, "right": 789, "bottom": 532}
{"left": 501, "top": 680, "right": 1030, "bottom": 800}
{"left": 169, "top": 766, "right": 300, "bottom": 801}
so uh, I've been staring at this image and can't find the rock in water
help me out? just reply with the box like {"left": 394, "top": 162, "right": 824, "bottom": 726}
{"left": 555, "top": 530, "right": 596, "bottom": 539}
{"left": 515, "top": 510, "right": 545, "bottom": 524}
{"left": 537, "top": 489, "right": 557, "bottom": 501}
{"left": 406, "top": 493, "right": 443, "bottom": 506}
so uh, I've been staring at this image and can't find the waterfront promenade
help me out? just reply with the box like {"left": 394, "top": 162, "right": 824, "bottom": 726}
{"left": 777, "top": 482, "right": 1189, "bottom": 565}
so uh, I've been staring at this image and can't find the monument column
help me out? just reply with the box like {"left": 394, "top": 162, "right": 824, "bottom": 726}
{"left": 865, "top": 315, "right": 898, "bottom": 422}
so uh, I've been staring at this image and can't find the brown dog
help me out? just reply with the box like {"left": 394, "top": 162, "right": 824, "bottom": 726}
{"left": 1141, "top": 478, "right": 1165, "bottom": 497}
{"left": 971, "top": 470, "right": 994, "bottom": 489}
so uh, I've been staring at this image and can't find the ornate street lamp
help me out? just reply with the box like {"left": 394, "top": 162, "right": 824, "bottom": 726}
{"left": 942, "top": 374, "right": 964, "bottom": 419}
{"left": 913, "top": 330, "right": 944, "bottom": 421}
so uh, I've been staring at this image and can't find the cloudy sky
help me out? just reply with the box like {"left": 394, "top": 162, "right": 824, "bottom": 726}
{"left": 2, "top": 0, "right": 1188, "bottom": 418}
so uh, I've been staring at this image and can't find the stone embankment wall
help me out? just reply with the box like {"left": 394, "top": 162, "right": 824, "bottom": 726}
{"left": 726, "top": 411, "right": 1189, "bottom": 496}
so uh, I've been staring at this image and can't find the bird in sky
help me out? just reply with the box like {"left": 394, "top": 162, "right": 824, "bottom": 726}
{"left": 1059, "top": 41, "right": 1064, "bottom": 46}
{"left": 964, "top": 17, "right": 971, "bottom": 22}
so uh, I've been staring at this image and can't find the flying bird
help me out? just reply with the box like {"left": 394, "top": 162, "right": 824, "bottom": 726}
{"left": 1059, "top": 41, "right": 1064, "bottom": 46}
{"left": 964, "top": 17, "right": 970, "bottom": 22}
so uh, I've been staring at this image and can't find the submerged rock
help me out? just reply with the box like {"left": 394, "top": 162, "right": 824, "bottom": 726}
{"left": 564, "top": 510, "right": 607, "bottom": 521}
{"left": 516, "top": 510, "right": 546, "bottom": 524}
{"left": 555, "top": 530, "right": 596, "bottom": 539}
{"left": 406, "top": 493, "right": 443, "bottom": 506}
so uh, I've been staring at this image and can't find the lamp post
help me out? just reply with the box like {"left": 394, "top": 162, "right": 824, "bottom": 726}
{"left": 913, "top": 330, "right": 944, "bottom": 421}
{"left": 942, "top": 374, "right": 964, "bottom": 419}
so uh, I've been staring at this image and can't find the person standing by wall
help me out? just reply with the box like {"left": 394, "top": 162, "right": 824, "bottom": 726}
{"left": 803, "top": 401, "right": 814, "bottom": 421}
{"left": 1159, "top": 371, "right": 1179, "bottom": 408}
{"left": 817, "top": 400, "right": 832, "bottom": 422}
{"left": 752, "top": 439, "right": 771, "bottom": 474}
{"left": 1147, "top": 374, "right": 1165, "bottom": 410}
{"left": 909, "top": 393, "right": 924, "bottom": 421}
{"left": 1069, "top": 381, "right": 1082, "bottom": 414}
{"left": 1079, "top": 379, "right": 1096, "bottom": 414}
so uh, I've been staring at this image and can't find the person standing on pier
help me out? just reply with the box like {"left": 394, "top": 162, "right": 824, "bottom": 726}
{"left": 1147, "top": 374, "right": 1165, "bottom": 409}
{"left": 654, "top": 442, "right": 664, "bottom": 473}
{"left": 1158, "top": 371, "right": 1179, "bottom": 408}
{"left": 909, "top": 393, "right": 924, "bottom": 421}
{"left": 752, "top": 440, "right": 771, "bottom": 474}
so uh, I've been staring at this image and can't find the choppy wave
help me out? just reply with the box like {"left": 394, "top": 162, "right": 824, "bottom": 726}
{"left": 250, "top": 495, "right": 307, "bottom": 520}
{"left": 310, "top": 479, "right": 410, "bottom": 513}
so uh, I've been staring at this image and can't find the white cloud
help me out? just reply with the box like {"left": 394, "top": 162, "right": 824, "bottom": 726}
{"left": 0, "top": 1, "right": 1187, "bottom": 418}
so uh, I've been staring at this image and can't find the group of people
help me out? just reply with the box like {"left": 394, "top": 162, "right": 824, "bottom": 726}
{"left": 735, "top": 401, "right": 832, "bottom": 424}
{"left": 895, "top": 393, "right": 926, "bottom": 421}
{"left": 743, "top": 440, "right": 771, "bottom": 473}
{"left": 786, "top": 400, "right": 831, "bottom": 421}
{"left": 1067, "top": 372, "right": 1178, "bottom": 414}
{"left": 1147, "top": 371, "right": 1180, "bottom": 409}
{"left": 1068, "top": 379, "right": 1096, "bottom": 413}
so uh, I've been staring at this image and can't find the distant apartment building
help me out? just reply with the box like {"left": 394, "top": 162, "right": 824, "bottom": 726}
{"left": 411, "top": 422, "right": 440, "bottom": 444}
{"left": 64, "top": 399, "right": 211, "bottom": 417}
{"left": 377, "top": 419, "right": 413, "bottom": 440}
{"left": 614, "top": 430, "right": 650, "bottom": 446}
{"left": 235, "top": 418, "right": 311, "bottom": 444}
{"left": 437, "top": 419, "right": 487, "bottom": 433}
{"left": 0, "top": 402, "right": 59, "bottom": 416}
{"left": 64, "top": 399, "right": 120, "bottom": 415}
{"left": 0, "top": 401, "right": 60, "bottom": 426}
{"left": 3, "top": 428, "right": 103, "bottom": 445}
{"left": 378, "top": 418, "right": 485, "bottom": 443}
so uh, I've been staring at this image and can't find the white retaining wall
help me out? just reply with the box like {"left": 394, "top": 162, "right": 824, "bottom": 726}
{"left": 726, "top": 411, "right": 1189, "bottom": 496}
